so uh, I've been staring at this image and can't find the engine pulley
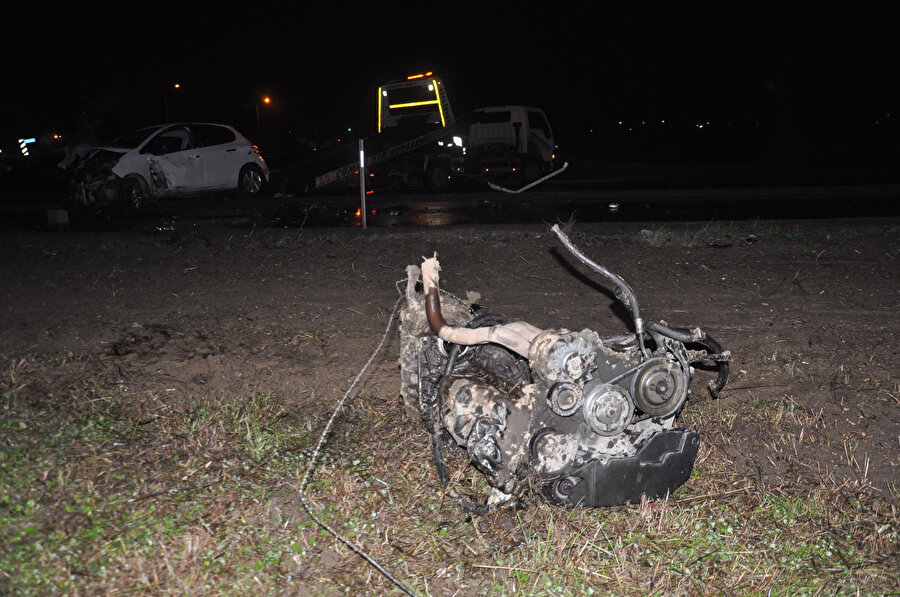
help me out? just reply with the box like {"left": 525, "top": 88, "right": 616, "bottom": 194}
{"left": 631, "top": 356, "right": 688, "bottom": 417}
{"left": 582, "top": 384, "right": 634, "bottom": 436}
{"left": 548, "top": 382, "right": 583, "bottom": 417}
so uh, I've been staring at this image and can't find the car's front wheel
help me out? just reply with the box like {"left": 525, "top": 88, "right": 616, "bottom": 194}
{"left": 238, "top": 164, "right": 264, "bottom": 195}
{"left": 120, "top": 176, "right": 147, "bottom": 211}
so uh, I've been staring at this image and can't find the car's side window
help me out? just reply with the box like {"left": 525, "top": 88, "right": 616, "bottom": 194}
{"left": 142, "top": 127, "right": 193, "bottom": 155}
{"left": 193, "top": 125, "right": 236, "bottom": 148}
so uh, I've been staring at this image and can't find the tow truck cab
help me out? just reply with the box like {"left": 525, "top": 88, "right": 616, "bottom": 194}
{"left": 313, "top": 73, "right": 557, "bottom": 192}
{"left": 373, "top": 74, "right": 462, "bottom": 190}
{"left": 376, "top": 74, "right": 557, "bottom": 185}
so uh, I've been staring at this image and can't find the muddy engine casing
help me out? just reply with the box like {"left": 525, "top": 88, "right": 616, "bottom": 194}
{"left": 399, "top": 230, "right": 729, "bottom": 509}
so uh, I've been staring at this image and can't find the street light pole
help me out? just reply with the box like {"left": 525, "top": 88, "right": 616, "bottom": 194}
{"left": 249, "top": 96, "right": 271, "bottom": 140}
{"left": 163, "top": 82, "right": 181, "bottom": 121}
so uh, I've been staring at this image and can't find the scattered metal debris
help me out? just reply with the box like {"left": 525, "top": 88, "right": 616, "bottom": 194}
{"left": 487, "top": 161, "right": 569, "bottom": 194}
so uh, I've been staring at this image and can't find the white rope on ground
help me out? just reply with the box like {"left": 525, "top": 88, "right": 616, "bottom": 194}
{"left": 295, "top": 294, "right": 419, "bottom": 597}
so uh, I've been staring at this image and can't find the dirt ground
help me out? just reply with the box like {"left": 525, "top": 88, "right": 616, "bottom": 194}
{"left": 2, "top": 217, "right": 897, "bottom": 500}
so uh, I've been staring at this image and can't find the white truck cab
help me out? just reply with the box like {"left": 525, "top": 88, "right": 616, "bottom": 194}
{"left": 467, "top": 106, "right": 556, "bottom": 182}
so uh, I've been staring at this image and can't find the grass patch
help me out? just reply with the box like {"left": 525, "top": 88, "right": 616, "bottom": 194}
{"left": 539, "top": 218, "right": 900, "bottom": 254}
{"left": 631, "top": 219, "right": 872, "bottom": 248}
{"left": 1, "top": 361, "right": 317, "bottom": 596}
{"left": 2, "top": 355, "right": 898, "bottom": 595}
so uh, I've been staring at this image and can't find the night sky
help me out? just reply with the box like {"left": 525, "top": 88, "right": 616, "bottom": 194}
{"left": 3, "top": 4, "right": 896, "bottom": 162}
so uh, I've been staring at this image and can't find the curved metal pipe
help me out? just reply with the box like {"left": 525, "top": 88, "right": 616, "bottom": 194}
{"left": 421, "top": 257, "right": 541, "bottom": 358}
{"left": 551, "top": 224, "right": 649, "bottom": 358}
{"left": 425, "top": 284, "right": 448, "bottom": 335}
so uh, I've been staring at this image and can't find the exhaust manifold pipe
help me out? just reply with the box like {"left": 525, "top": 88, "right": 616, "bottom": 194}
{"left": 421, "top": 256, "right": 541, "bottom": 358}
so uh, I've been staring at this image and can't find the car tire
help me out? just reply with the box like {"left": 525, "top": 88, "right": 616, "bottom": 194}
{"left": 120, "top": 176, "right": 147, "bottom": 211}
{"left": 238, "top": 164, "right": 264, "bottom": 195}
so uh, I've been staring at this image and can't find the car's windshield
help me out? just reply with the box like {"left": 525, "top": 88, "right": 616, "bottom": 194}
{"left": 110, "top": 127, "right": 162, "bottom": 149}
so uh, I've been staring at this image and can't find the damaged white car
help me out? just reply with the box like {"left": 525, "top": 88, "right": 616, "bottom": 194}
{"left": 60, "top": 123, "right": 269, "bottom": 211}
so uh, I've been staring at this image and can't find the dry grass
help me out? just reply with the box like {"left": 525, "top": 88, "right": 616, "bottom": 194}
{"left": 2, "top": 352, "right": 898, "bottom": 597}
{"left": 625, "top": 219, "right": 868, "bottom": 249}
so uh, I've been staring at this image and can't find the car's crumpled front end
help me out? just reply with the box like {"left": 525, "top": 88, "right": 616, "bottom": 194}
{"left": 60, "top": 146, "right": 129, "bottom": 209}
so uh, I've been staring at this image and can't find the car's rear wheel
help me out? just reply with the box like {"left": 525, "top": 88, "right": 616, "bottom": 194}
{"left": 238, "top": 164, "right": 264, "bottom": 195}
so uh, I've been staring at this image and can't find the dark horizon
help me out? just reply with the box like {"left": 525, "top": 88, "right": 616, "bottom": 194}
{"left": 2, "top": 6, "right": 897, "bottom": 167}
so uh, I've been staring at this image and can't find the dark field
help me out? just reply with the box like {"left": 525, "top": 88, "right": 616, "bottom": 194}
{"left": 1, "top": 216, "right": 898, "bottom": 595}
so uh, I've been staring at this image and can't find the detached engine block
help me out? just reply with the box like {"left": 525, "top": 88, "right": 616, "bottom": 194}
{"left": 398, "top": 225, "right": 730, "bottom": 509}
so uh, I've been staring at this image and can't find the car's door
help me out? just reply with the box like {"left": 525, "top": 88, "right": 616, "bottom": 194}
{"left": 191, "top": 124, "right": 245, "bottom": 189}
{"left": 140, "top": 126, "right": 205, "bottom": 194}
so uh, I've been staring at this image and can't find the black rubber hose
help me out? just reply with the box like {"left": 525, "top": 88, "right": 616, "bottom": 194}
{"left": 551, "top": 224, "right": 649, "bottom": 358}
{"left": 643, "top": 322, "right": 728, "bottom": 397}
{"left": 551, "top": 225, "right": 642, "bottom": 323}
{"left": 694, "top": 334, "right": 729, "bottom": 399}
{"left": 646, "top": 321, "right": 703, "bottom": 344}
{"left": 432, "top": 426, "right": 450, "bottom": 488}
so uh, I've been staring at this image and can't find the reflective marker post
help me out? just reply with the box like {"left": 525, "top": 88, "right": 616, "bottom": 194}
{"left": 358, "top": 139, "right": 367, "bottom": 230}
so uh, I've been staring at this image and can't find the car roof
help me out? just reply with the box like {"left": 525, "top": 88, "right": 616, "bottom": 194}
{"left": 144, "top": 122, "right": 238, "bottom": 129}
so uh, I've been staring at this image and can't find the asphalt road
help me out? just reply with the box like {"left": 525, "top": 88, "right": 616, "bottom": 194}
{"left": 2, "top": 160, "right": 899, "bottom": 231}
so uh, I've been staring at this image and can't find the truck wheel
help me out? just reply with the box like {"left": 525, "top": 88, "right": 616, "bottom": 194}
{"left": 523, "top": 160, "right": 543, "bottom": 183}
{"left": 425, "top": 164, "right": 450, "bottom": 191}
